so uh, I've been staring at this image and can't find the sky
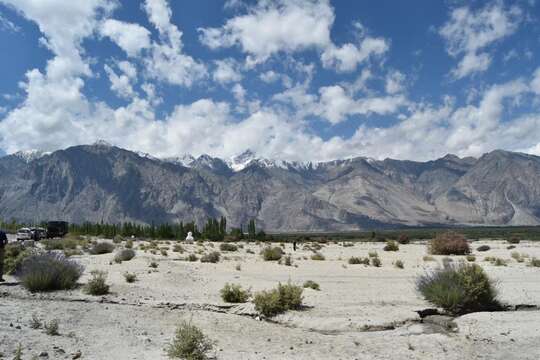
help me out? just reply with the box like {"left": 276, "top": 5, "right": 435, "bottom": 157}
{"left": 0, "top": 0, "right": 540, "bottom": 162}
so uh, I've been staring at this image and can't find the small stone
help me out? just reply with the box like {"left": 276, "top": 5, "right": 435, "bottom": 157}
{"left": 72, "top": 350, "right": 82, "bottom": 359}
{"left": 39, "top": 351, "right": 48, "bottom": 357}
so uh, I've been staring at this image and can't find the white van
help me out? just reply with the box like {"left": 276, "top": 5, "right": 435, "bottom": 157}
{"left": 16, "top": 228, "right": 33, "bottom": 241}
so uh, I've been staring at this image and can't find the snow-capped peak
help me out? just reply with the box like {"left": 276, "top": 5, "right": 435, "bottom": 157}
{"left": 93, "top": 139, "right": 112, "bottom": 147}
{"left": 162, "top": 154, "right": 196, "bottom": 167}
{"left": 13, "top": 149, "right": 50, "bottom": 163}
{"left": 228, "top": 149, "right": 258, "bottom": 171}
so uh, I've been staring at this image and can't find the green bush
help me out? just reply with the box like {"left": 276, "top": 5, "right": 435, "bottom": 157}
{"left": 476, "top": 245, "right": 490, "bottom": 252}
{"left": 303, "top": 280, "right": 320, "bottom": 291}
{"left": 219, "top": 243, "right": 238, "bottom": 252}
{"left": 507, "top": 237, "right": 521, "bottom": 244}
{"left": 310, "top": 252, "right": 325, "bottom": 261}
{"left": 114, "top": 249, "right": 135, "bottom": 263}
{"left": 16, "top": 253, "right": 83, "bottom": 292}
{"left": 253, "top": 282, "right": 303, "bottom": 317}
{"left": 89, "top": 242, "right": 115, "bottom": 255}
{"left": 383, "top": 240, "right": 399, "bottom": 251}
{"left": 220, "top": 283, "right": 250, "bottom": 303}
{"left": 348, "top": 257, "right": 369, "bottom": 265}
{"left": 429, "top": 231, "right": 470, "bottom": 255}
{"left": 261, "top": 246, "right": 283, "bottom": 261}
{"left": 84, "top": 270, "right": 110, "bottom": 295}
{"left": 166, "top": 321, "right": 214, "bottom": 359}
{"left": 200, "top": 251, "right": 221, "bottom": 263}
{"left": 416, "top": 263, "right": 501, "bottom": 315}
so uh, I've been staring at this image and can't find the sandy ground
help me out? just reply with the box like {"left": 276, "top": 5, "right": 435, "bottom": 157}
{"left": 1, "top": 238, "right": 540, "bottom": 359}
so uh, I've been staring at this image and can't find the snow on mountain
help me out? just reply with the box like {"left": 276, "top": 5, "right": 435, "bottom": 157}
{"left": 13, "top": 149, "right": 50, "bottom": 163}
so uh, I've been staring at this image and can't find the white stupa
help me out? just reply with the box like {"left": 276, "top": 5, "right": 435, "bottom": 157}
{"left": 185, "top": 231, "right": 194, "bottom": 243}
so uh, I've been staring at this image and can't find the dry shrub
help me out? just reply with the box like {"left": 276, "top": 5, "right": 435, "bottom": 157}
{"left": 253, "top": 282, "right": 303, "bottom": 317}
{"left": 89, "top": 242, "right": 115, "bottom": 255}
{"left": 16, "top": 253, "right": 83, "bottom": 292}
{"left": 114, "top": 249, "right": 135, "bottom": 263}
{"left": 166, "top": 321, "right": 214, "bottom": 360}
{"left": 219, "top": 243, "right": 238, "bottom": 252}
{"left": 383, "top": 240, "right": 399, "bottom": 251}
{"left": 84, "top": 270, "right": 110, "bottom": 295}
{"left": 429, "top": 231, "right": 470, "bottom": 255}
{"left": 200, "top": 251, "right": 221, "bottom": 263}
{"left": 261, "top": 246, "right": 283, "bottom": 261}
{"left": 220, "top": 283, "right": 250, "bottom": 303}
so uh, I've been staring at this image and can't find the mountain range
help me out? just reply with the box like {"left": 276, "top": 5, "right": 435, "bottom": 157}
{"left": 1, "top": 142, "right": 540, "bottom": 231}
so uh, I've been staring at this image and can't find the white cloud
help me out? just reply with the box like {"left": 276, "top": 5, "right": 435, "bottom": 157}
{"left": 199, "top": 0, "right": 334, "bottom": 65}
{"left": 0, "top": 12, "right": 20, "bottom": 32}
{"left": 440, "top": 3, "right": 522, "bottom": 79}
{"left": 385, "top": 70, "right": 405, "bottom": 94}
{"left": 531, "top": 68, "right": 540, "bottom": 95}
{"left": 321, "top": 26, "right": 388, "bottom": 72}
{"left": 260, "top": 70, "right": 279, "bottom": 83}
{"left": 100, "top": 19, "right": 151, "bottom": 57}
{"left": 213, "top": 58, "right": 242, "bottom": 84}
{"left": 104, "top": 61, "right": 137, "bottom": 99}
{"left": 142, "top": 0, "right": 207, "bottom": 86}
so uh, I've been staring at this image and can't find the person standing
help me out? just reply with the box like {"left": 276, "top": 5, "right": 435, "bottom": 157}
{"left": 0, "top": 229, "right": 8, "bottom": 282}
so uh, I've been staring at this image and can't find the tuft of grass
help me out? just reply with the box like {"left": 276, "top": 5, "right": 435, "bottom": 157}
{"left": 416, "top": 263, "right": 501, "bottom": 315}
{"left": 394, "top": 260, "right": 404, "bottom": 269}
{"left": 371, "top": 257, "right": 382, "bottom": 267}
{"left": 124, "top": 272, "right": 137, "bottom": 283}
{"left": 368, "top": 251, "right": 378, "bottom": 258}
{"left": 44, "top": 319, "right": 60, "bottom": 336}
{"left": 423, "top": 255, "right": 435, "bottom": 262}
{"left": 173, "top": 244, "right": 185, "bottom": 253}
{"left": 113, "top": 235, "right": 124, "bottom": 244}
{"left": 187, "top": 254, "right": 198, "bottom": 262}
{"left": 220, "top": 283, "right": 251, "bottom": 303}
{"left": 261, "top": 246, "right": 284, "bottom": 261}
{"left": 219, "top": 243, "right": 238, "bottom": 252}
{"left": 161, "top": 249, "right": 169, "bottom": 257}
{"left": 29, "top": 314, "right": 42, "bottom": 329}
{"left": 125, "top": 239, "right": 134, "bottom": 249}
{"left": 16, "top": 253, "right": 83, "bottom": 292}
{"left": 166, "top": 321, "right": 215, "bottom": 360}
{"left": 383, "top": 240, "right": 399, "bottom": 252}
{"left": 200, "top": 251, "right": 221, "bottom": 263}
{"left": 511, "top": 252, "right": 524, "bottom": 262}
{"left": 84, "top": 270, "right": 110, "bottom": 295}
{"left": 235, "top": 263, "right": 241, "bottom": 271}
{"left": 303, "top": 280, "right": 320, "bottom": 291}
{"left": 4, "top": 243, "right": 31, "bottom": 275}
{"left": 493, "top": 258, "right": 507, "bottom": 266}
{"left": 310, "top": 252, "right": 325, "bottom": 261}
{"left": 466, "top": 255, "right": 476, "bottom": 262}
{"left": 253, "top": 282, "right": 303, "bottom": 317}
{"left": 476, "top": 245, "right": 490, "bottom": 252}
{"left": 149, "top": 261, "right": 159, "bottom": 268}
{"left": 429, "top": 231, "right": 470, "bottom": 255}
{"left": 114, "top": 249, "right": 135, "bottom": 263}
{"left": 89, "top": 242, "right": 115, "bottom": 255}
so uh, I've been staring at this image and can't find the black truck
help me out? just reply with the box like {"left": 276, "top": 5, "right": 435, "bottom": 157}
{"left": 47, "top": 221, "right": 69, "bottom": 238}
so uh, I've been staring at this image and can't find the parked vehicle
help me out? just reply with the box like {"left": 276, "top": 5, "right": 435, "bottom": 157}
{"left": 30, "top": 227, "right": 47, "bottom": 240}
{"left": 46, "top": 221, "right": 69, "bottom": 238}
{"left": 16, "top": 228, "right": 33, "bottom": 241}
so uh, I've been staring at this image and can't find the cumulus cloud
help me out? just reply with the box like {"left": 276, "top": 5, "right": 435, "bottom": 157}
{"left": 199, "top": 0, "right": 334, "bottom": 65}
{"left": 100, "top": 19, "right": 151, "bottom": 57}
{"left": 213, "top": 58, "right": 242, "bottom": 84}
{"left": 104, "top": 61, "right": 137, "bottom": 99}
{"left": 440, "top": 3, "right": 522, "bottom": 79}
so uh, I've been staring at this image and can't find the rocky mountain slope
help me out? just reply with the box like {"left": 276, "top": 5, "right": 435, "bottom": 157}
{"left": 1, "top": 143, "right": 539, "bottom": 231}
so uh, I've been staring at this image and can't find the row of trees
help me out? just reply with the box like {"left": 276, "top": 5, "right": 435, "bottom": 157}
{"left": 0, "top": 217, "right": 267, "bottom": 241}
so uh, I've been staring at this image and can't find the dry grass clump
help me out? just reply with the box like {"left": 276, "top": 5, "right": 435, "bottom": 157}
{"left": 416, "top": 263, "right": 501, "bottom": 315}
{"left": 423, "top": 255, "right": 435, "bottom": 262}
{"left": 149, "top": 261, "right": 159, "bottom": 268}
{"left": 16, "top": 253, "right": 83, "bottom": 292}
{"left": 476, "top": 245, "right": 490, "bottom": 252}
{"left": 84, "top": 270, "right": 110, "bottom": 295}
{"left": 187, "top": 254, "right": 198, "bottom": 262}
{"left": 466, "top": 255, "right": 476, "bottom": 262}
{"left": 44, "top": 319, "right": 60, "bottom": 336}
{"left": 303, "top": 280, "right": 320, "bottom": 291}
{"left": 383, "top": 240, "right": 399, "bottom": 251}
{"left": 42, "top": 238, "right": 79, "bottom": 251}
{"left": 310, "top": 252, "right": 325, "bottom": 261}
{"left": 429, "top": 231, "right": 470, "bottom": 255}
{"left": 29, "top": 314, "right": 42, "bottom": 329}
{"left": 253, "top": 282, "right": 304, "bottom": 317}
{"left": 394, "top": 260, "right": 404, "bottom": 269}
{"left": 220, "top": 283, "right": 251, "bottom": 303}
{"left": 113, "top": 235, "right": 124, "bottom": 244}
{"left": 89, "top": 242, "right": 115, "bottom": 255}
{"left": 279, "top": 255, "right": 293, "bottom": 266}
{"left": 348, "top": 257, "right": 369, "bottom": 265}
{"left": 166, "top": 321, "right": 215, "bottom": 360}
{"left": 219, "top": 243, "right": 238, "bottom": 252}
{"left": 200, "top": 251, "right": 221, "bottom": 263}
{"left": 4, "top": 243, "right": 32, "bottom": 275}
{"left": 368, "top": 251, "right": 378, "bottom": 258}
{"left": 371, "top": 257, "right": 382, "bottom": 267}
{"left": 114, "top": 249, "right": 135, "bottom": 263}
{"left": 529, "top": 258, "right": 540, "bottom": 267}
{"left": 511, "top": 252, "right": 524, "bottom": 262}
{"left": 173, "top": 244, "right": 185, "bottom": 253}
{"left": 124, "top": 272, "right": 137, "bottom": 283}
{"left": 261, "top": 246, "right": 283, "bottom": 261}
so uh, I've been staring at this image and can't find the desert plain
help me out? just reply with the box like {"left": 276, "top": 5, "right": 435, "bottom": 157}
{"left": 1, "top": 237, "right": 540, "bottom": 360}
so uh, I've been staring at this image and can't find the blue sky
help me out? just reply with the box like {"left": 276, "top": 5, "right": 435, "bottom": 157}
{"left": 0, "top": 0, "right": 539, "bottom": 161}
